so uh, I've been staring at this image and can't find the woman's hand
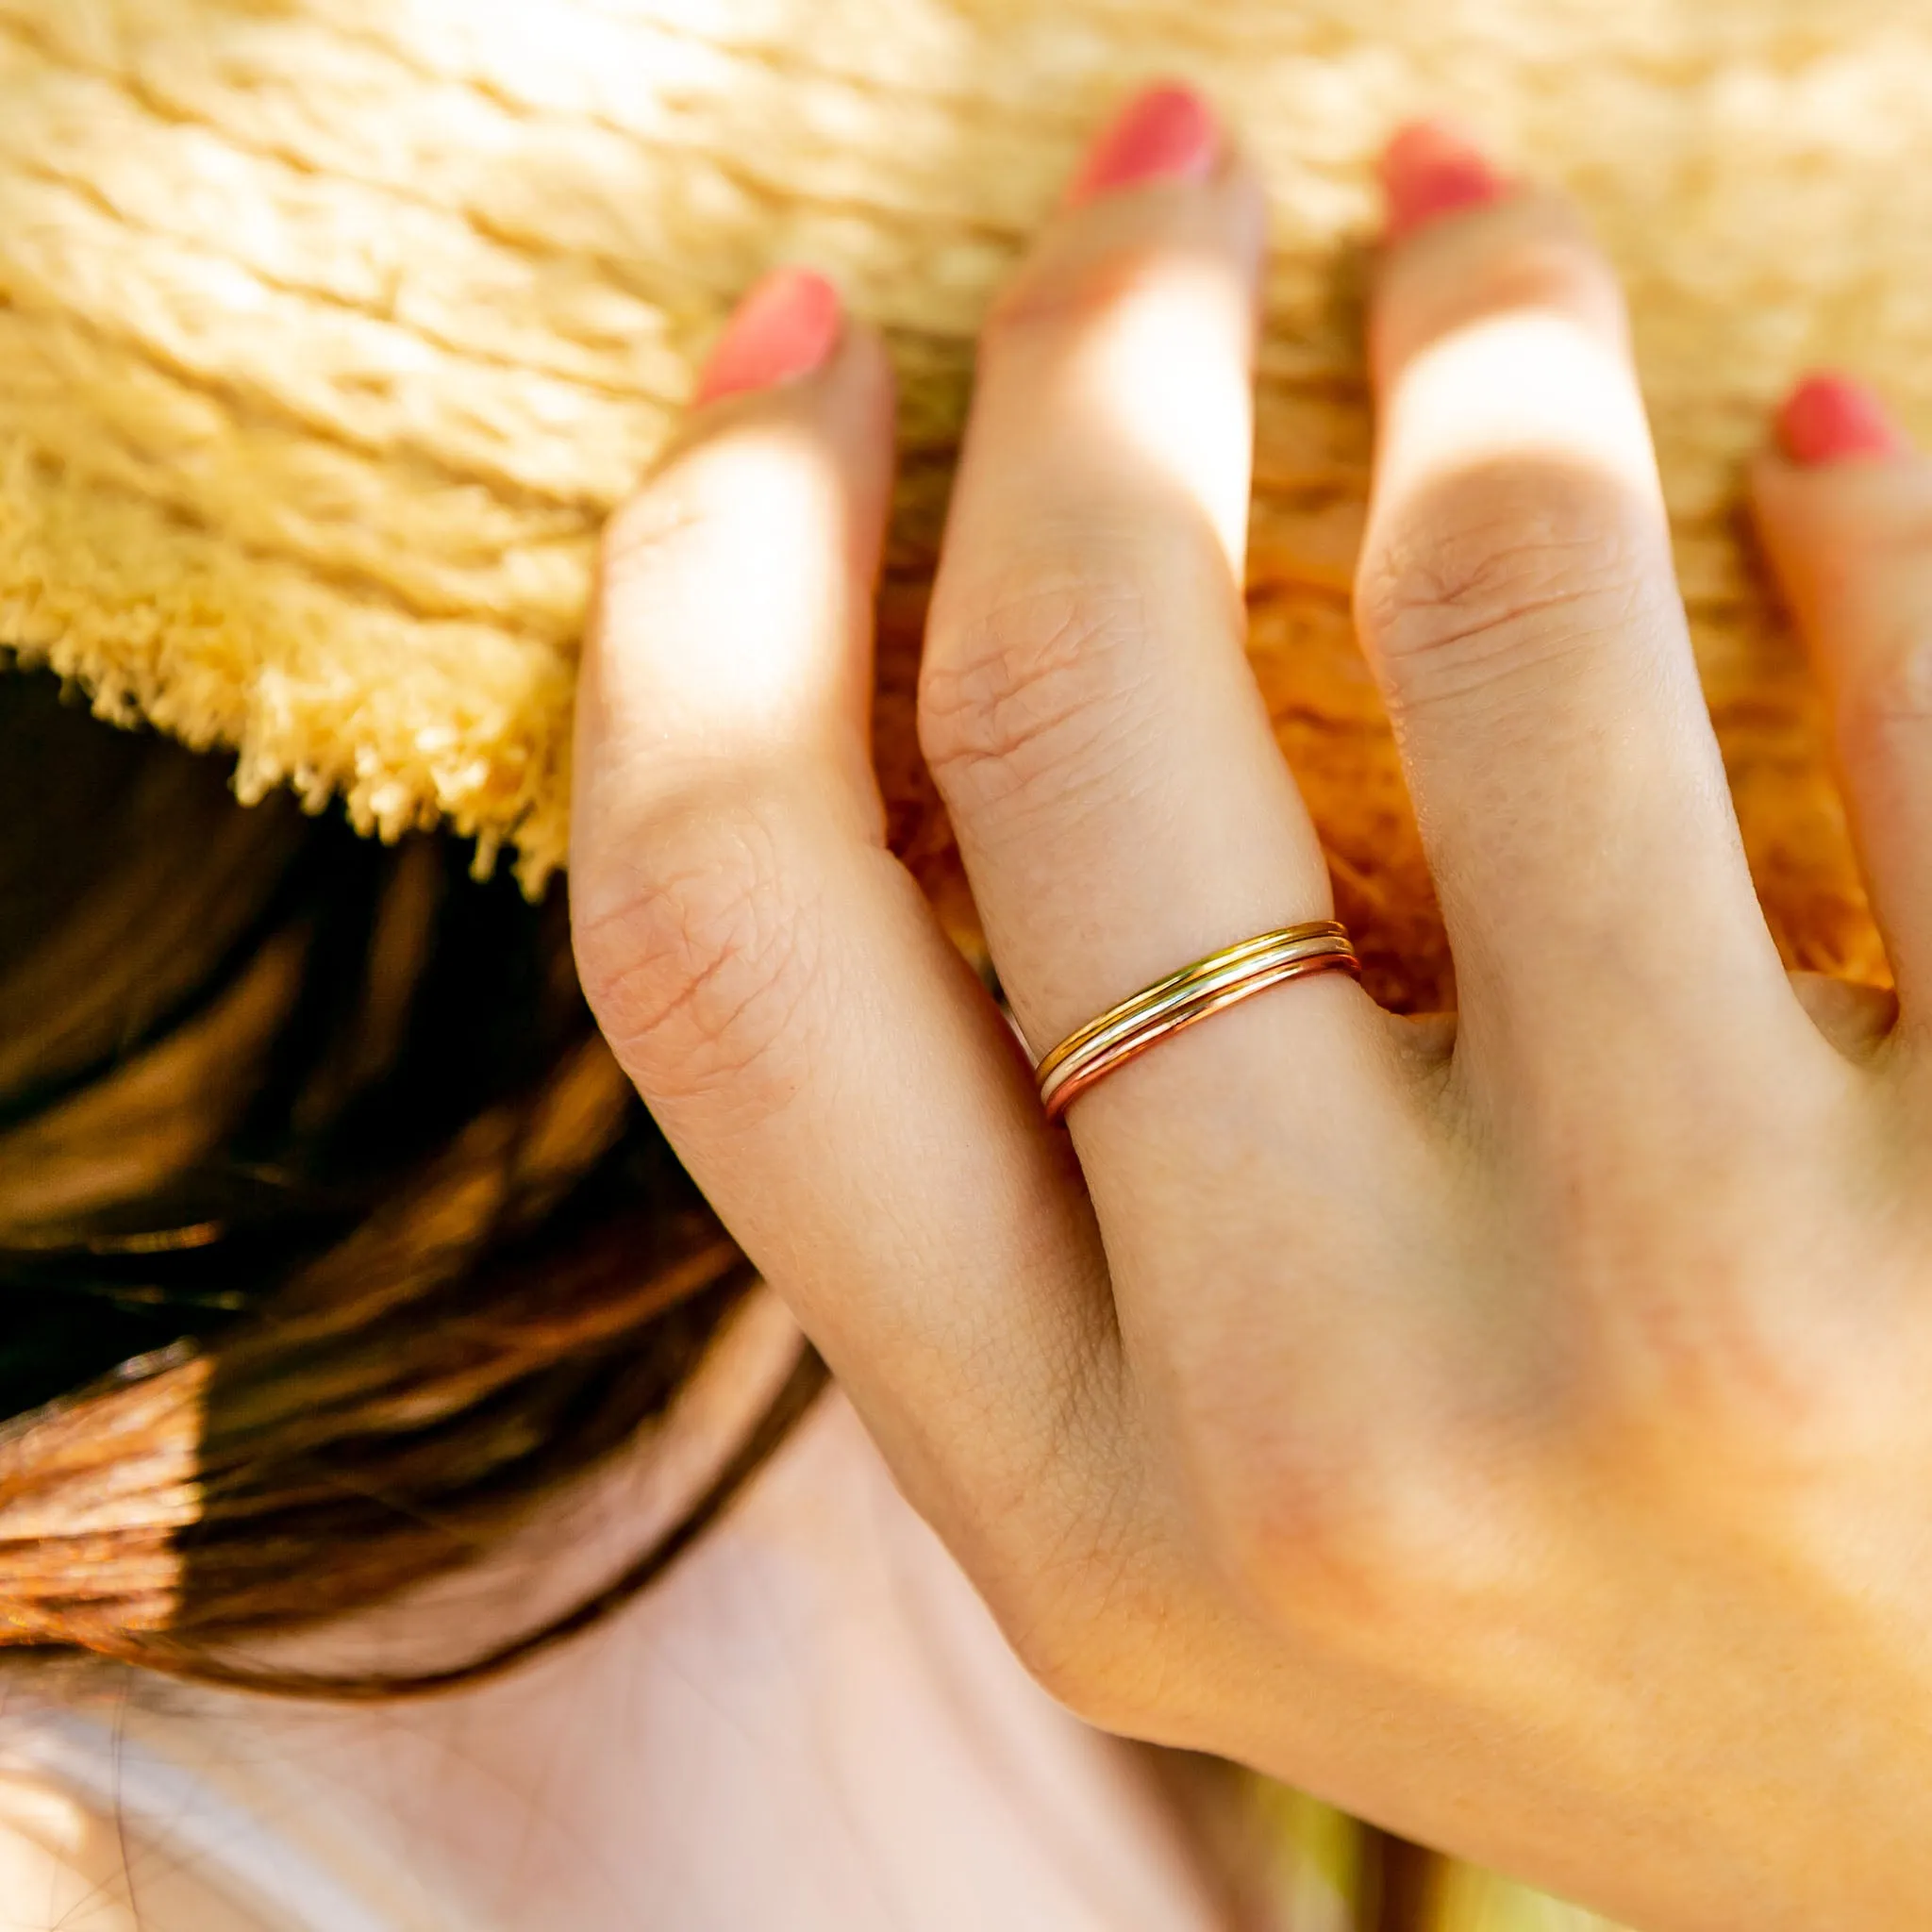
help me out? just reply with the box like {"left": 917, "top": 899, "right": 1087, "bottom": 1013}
{"left": 569, "top": 89, "right": 1932, "bottom": 1931}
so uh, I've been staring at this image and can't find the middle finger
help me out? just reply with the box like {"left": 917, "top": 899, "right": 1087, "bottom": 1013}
{"left": 1357, "top": 128, "right": 1802, "bottom": 1088}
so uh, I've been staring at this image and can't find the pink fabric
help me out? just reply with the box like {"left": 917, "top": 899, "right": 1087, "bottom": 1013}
{"left": 2, "top": 1389, "right": 1232, "bottom": 1931}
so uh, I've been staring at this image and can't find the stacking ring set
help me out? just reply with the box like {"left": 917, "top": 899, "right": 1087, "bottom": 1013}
{"left": 1035, "top": 919, "right": 1360, "bottom": 1122}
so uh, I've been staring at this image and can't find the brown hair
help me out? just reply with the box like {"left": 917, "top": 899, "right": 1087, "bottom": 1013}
{"left": 0, "top": 667, "right": 820, "bottom": 1695}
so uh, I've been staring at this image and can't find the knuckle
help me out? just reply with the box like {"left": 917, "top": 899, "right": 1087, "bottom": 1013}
{"left": 1381, "top": 197, "right": 1624, "bottom": 358}
{"left": 1204, "top": 1453, "right": 1435, "bottom": 1641}
{"left": 595, "top": 438, "right": 789, "bottom": 643}
{"left": 1455, "top": 220, "right": 1622, "bottom": 336}
{"left": 1523, "top": 1143, "right": 1893, "bottom": 1474}
{"left": 1178, "top": 1389, "right": 1492, "bottom": 1648}
{"left": 1356, "top": 470, "right": 1656, "bottom": 722}
{"left": 573, "top": 789, "right": 822, "bottom": 1120}
{"left": 1579, "top": 1263, "right": 1880, "bottom": 1473}
{"left": 981, "top": 235, "right": 1197, "bottom": 358}
{"left": 597, "top": 465, "right": 724, "bottom": 606}
{"left": 1163, "top": 1306, "right": 1534, "bottom": 1653}
{"left": 920, "top": 567, "right": 1154, "bottom": 824}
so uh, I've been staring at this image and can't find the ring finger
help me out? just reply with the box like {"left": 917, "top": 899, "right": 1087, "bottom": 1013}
{"left": 921, "top": 87, "right": 1398, "bottom": 1222}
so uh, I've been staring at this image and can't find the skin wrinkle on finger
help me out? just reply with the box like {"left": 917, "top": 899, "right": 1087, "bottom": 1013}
{"left": 1357, "top": 195, "right": 1806, "bottom": 1090}
{"left": 573, "top": 782, "right": 838, "bottom": 1124}
{"left": 919, "top": 560, "right": 1170, "bottom": 842}
{"left": 572, "top": 325, "right": 1126, "bottom": 1604}
{"left": 1363, "top": 474, "right": 1770, "bottom": 1096}
{"left": 910, "top": 132, "right": 1455, "bottom": 1575}
{"left": 1362, "top": 483, "right": 1659, "bottom": 735}
{"left": 923, "top": 149, "right": 1401, "bottom": 1215}
{"left": 558, "top": 104, "right": 1932, "bottom": 1924}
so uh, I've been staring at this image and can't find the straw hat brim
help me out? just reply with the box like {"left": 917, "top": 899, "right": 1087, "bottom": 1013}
{"left": 4, "top": 0, "right": 1923, "bottom": 1005}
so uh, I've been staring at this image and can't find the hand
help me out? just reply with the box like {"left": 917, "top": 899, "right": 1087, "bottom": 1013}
{"left": 569, "top": 89, "right": 1932, "bottom": 1931}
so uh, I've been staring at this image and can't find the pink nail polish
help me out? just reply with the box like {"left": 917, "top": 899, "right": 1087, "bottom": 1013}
{"left": 1064, "top": 82, "right": 1221, "bottom": 208}
{"left": 1776, "top": 372, "right": 1910, "bottom": 465}
{"left": 693, "top": 267, "right": 843, "bottom": 407}
{"left": 1379, "top": 121, "right": 1507, "bottom": 242}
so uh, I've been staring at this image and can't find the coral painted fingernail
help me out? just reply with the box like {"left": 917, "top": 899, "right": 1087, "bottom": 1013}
{"left": 1065, "top": 82, "right": 1221, "bottom": 208}
{"left": 1776, "top": 372, "right": 1910, "bottom": 465}
{"left": 694, "top": 267, "right": 843, "bottom": 406}
{"left": 1380, "top": 121, "right": 1507, "bottom": 241}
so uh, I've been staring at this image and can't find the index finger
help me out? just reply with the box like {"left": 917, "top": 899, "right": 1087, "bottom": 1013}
{"left": 570, "top": 277, "right": 1122, "bottom": 1538}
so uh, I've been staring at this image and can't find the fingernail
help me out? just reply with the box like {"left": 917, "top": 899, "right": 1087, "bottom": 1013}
{"left": 693, "top": 267, "right": 843, "bottom": 407}
{"left": 1776, "top": 372, "right": 1910, "bottom": 465}
{"left": 1065, "top": 82, "right": 1221, "bottom": 208}
{"left": 1380, "top": 121, "right": 1507, "bottom": 242}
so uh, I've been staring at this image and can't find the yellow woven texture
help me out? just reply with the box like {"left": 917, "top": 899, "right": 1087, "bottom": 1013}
{"left": 3, "top": 0, "right": 1926, "bottom": 1000}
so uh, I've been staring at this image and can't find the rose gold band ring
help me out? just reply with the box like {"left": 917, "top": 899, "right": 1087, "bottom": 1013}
{"left": 1035, "top": 920, "right": 1360, "bottom": 1123}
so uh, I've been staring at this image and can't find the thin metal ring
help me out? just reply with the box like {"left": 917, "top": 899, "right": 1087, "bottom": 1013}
{"left": 1036, "top": 920, "right": 1360, "bottom": 1122}
{"left": 1036, "top": 932, "right": 1353, "bottom": 1091}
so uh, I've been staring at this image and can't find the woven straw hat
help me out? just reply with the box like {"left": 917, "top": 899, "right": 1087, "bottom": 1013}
{"left": 5, "top": 0, "right": 1927, "bottom": 1008}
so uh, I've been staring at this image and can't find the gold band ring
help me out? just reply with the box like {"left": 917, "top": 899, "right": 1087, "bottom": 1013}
{"left": 1036, "top": 920, "right": 1360, "bottom": 1122}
